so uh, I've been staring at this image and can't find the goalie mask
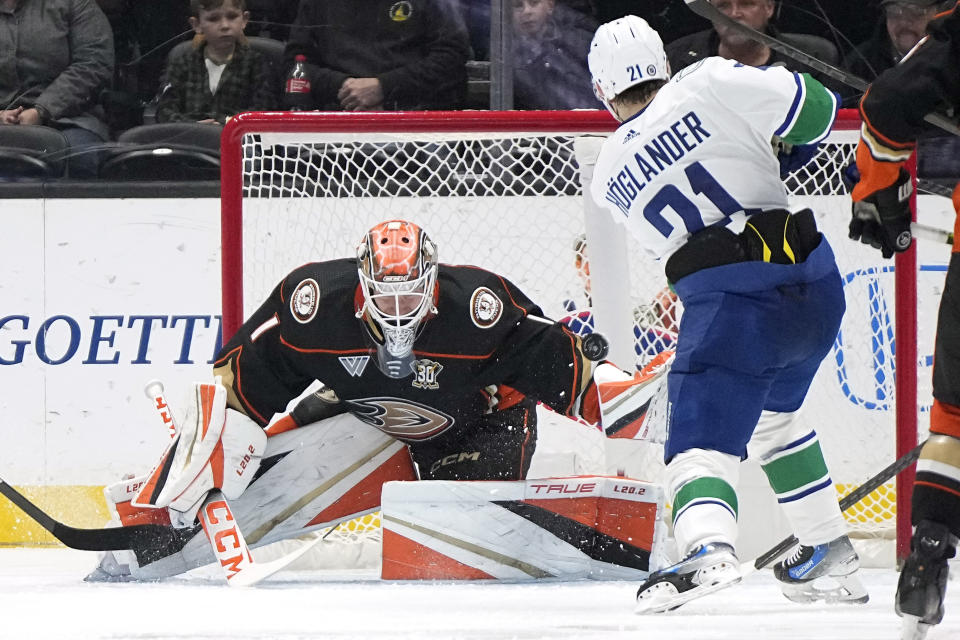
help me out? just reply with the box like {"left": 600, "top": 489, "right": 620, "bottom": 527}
{"left": 588, "top": 15, "right": 670, "bottom": 120}
{"left": 356, "top": 220, "right": 439, "bottom": 371}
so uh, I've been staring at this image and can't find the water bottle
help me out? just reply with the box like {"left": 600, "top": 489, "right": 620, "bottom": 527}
{"left": 285, "top": 54, "right": 312, "bottom": 111}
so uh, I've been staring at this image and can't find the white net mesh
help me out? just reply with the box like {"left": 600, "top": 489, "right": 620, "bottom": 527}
{"left": 225, "top": 111, "right": 942, "bottom": 558}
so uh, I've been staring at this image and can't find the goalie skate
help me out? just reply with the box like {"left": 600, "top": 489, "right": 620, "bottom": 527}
{"left": 635, "top": 542, "right": 741, "bottom": 614}
{"left": 773, "top": 535, "right": 868, "bottom": 604}
{"left": 896, "top": 520, "right": 956, "bottom": 640}
{"left": 85, "top": 550, "right": 137, "bottom": 583}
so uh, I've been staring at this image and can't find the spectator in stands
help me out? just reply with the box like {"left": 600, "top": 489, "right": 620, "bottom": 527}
{"left": 0, "top": 0, "right": 114, "bottom": 178}
{"left": 843, "top": 0, "right": 960, "bottom": 181}
{"left": 511, "top": 0, "right": 598, "bottom": 109}
{"left": 156, "top": 0, "right": 275, "bottom": 124}
{"left": 843, "top": 1, "right": 948, "bottom": 85}
{"left": 458, "top": 0, "right": 596, "bottom": 62}
{"left": 284, "top": 0, "right": 471, "bottom": 111}
{"left": 665, "top": 0, "right": 841, "bottom": 93}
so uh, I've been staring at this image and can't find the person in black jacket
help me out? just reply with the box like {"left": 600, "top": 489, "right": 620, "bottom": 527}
{"left": 664, "top": 0, "right": 841, "bottom": 94}
{"left": 850, "top": 3, "right": 960, "bottom": 637}
{"left": 283, "top": 0, "right": 471, "bottom": 111}
{"left": 842, "top": 0, "right": 949, "bottom": 105}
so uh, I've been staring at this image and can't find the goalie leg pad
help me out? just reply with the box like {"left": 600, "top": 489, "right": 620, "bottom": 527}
{"left": 99, "top": 413, "right": 416, "bottom": 581}
{"left": 133, "top": 381, "right": 266, "bottom": 524}
{"left": 381, "top": 476, "right": 666, "bottom": 580}
{"left": 86, "top": 474, "right": 176, "bottom": 582}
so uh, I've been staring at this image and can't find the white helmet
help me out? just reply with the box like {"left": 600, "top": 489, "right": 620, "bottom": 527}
{"left": 588, "top": 15, "right": 670, "bottom": 118}
{"left": 356, "top": 220, "right": 438, "bottom": 364}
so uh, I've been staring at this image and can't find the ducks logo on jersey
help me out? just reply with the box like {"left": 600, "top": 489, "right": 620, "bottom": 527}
{"left": 290, "top": 279, "right": 320, "bottom": 323}
{"left": 470, "top": 287, "right": 503, "bottom": 328}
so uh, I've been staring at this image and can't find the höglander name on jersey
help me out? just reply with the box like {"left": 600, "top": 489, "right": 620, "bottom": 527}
{"left": 605, "top": 110, "right": 711, "bottom": 216}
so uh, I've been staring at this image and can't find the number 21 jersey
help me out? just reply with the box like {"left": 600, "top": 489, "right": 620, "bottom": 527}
{"left": 591, "top": 57, "right": 838, "bottom": 261}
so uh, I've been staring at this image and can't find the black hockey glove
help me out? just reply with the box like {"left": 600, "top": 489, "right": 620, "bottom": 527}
{"left": 849, "top": 168, "right": 913, "bottom": 259}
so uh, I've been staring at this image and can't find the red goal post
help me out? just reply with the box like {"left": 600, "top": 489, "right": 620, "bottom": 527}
{"left": 220, "top": 109, "right": 933, "bottom": 564}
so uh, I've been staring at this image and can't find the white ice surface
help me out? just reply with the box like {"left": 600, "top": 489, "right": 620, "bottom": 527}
{"left": 1, "top": 548, "right": 958, "bottom": 640}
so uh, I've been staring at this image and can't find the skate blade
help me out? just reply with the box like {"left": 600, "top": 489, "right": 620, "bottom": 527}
{"left": 780, "top": 573, "right": 869, "bottom": 605}
{"left": 83, "top": 551, "right": 136, "bottom": 583}
{"left": 636, "top": 563, "right": 741, "bottom": 614}
{"left": 900, "top": 614, "right": 933, "bottom": 640}
{"left": 83, "top": 567, "right": 137, "bottom": 583}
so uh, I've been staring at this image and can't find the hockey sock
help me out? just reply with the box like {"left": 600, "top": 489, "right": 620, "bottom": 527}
{"left": 752, "top": 411, "right": 847, "bottom": 545}
{"left": 667, "top": 449, "right": 740, "bottom": 554}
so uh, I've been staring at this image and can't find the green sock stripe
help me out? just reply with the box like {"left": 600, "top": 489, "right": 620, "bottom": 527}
{"left": 782, "top": 74, "right": 837, "bottom": 146}
{"left": 762, "top": 440, "right": 830, "bottom": 495}
{"left": 672, "top": 477, "right": 738, "bottom": 525}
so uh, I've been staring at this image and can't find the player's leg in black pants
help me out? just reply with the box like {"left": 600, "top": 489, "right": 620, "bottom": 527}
{"left": 897, "top": 184, "right": 960, "bottom": 637}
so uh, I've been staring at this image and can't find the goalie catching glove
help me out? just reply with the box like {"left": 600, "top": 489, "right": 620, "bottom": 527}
{"left": 579, "top": 350, "right": 673, "bottom": 442}
{"left": 849, "top": 167, "right": 913, "bottom": 259}
{"left": 133, "top": 379, "right": 266, "bottom": 527}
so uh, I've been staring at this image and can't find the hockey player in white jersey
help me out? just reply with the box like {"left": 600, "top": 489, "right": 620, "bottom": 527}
{"left": 587, "top": 16, "right": 866, "bottom": 613}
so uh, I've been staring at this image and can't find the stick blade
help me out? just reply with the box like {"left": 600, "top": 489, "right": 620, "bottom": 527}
{"left": 225, "top": 535, "right": 324, "bottom": 587}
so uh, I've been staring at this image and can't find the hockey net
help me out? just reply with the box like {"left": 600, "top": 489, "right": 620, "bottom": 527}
{"left": 221, "top": 110, "right": 943, "bottom": 567}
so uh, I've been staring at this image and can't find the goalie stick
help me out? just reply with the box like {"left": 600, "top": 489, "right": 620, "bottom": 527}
{"left": 682, "top": 0, "right": 960, "bottom": 138}
{"left": 753, "top": 440, "right": 926, "bottom": 570}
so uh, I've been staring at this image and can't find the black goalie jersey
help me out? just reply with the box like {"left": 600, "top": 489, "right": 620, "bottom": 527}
{"left": 214, "top": 259, "right": 595, "bottom": 450}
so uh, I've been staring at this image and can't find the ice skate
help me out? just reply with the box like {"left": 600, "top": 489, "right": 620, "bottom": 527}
{"left": 84, "top": 550, "right": 136, "bottom": 583}
{"left": 773, "top": 534, "right": 868, "bottom": 604}
{"left": 896, "top": 520, "right": 956, "bottom": 640}
{"left": 635, "top": 541, "right": 741, "bottom": 614}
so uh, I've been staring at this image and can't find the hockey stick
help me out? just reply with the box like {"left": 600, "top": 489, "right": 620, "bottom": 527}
{"left": 682, "top": 0, "right": 960, "bottom": 137}
{"left": 753, "top": 440, "right": 925, "bottom": 570}
{"left": 0, "top": 478, "right": 178, "bottom": 553}
{"left": 0, "top": 476, "right": 322, "bottom": 584}
{"left": 0, "top": 476, "right": 324, "bottom": 586}
{"left": 912, "top": 221, "right": 954, "bottom": 245}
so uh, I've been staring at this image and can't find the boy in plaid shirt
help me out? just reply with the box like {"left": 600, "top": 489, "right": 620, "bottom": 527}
{"left": 157, "top": 0, "right": 275, "bottom": 124}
